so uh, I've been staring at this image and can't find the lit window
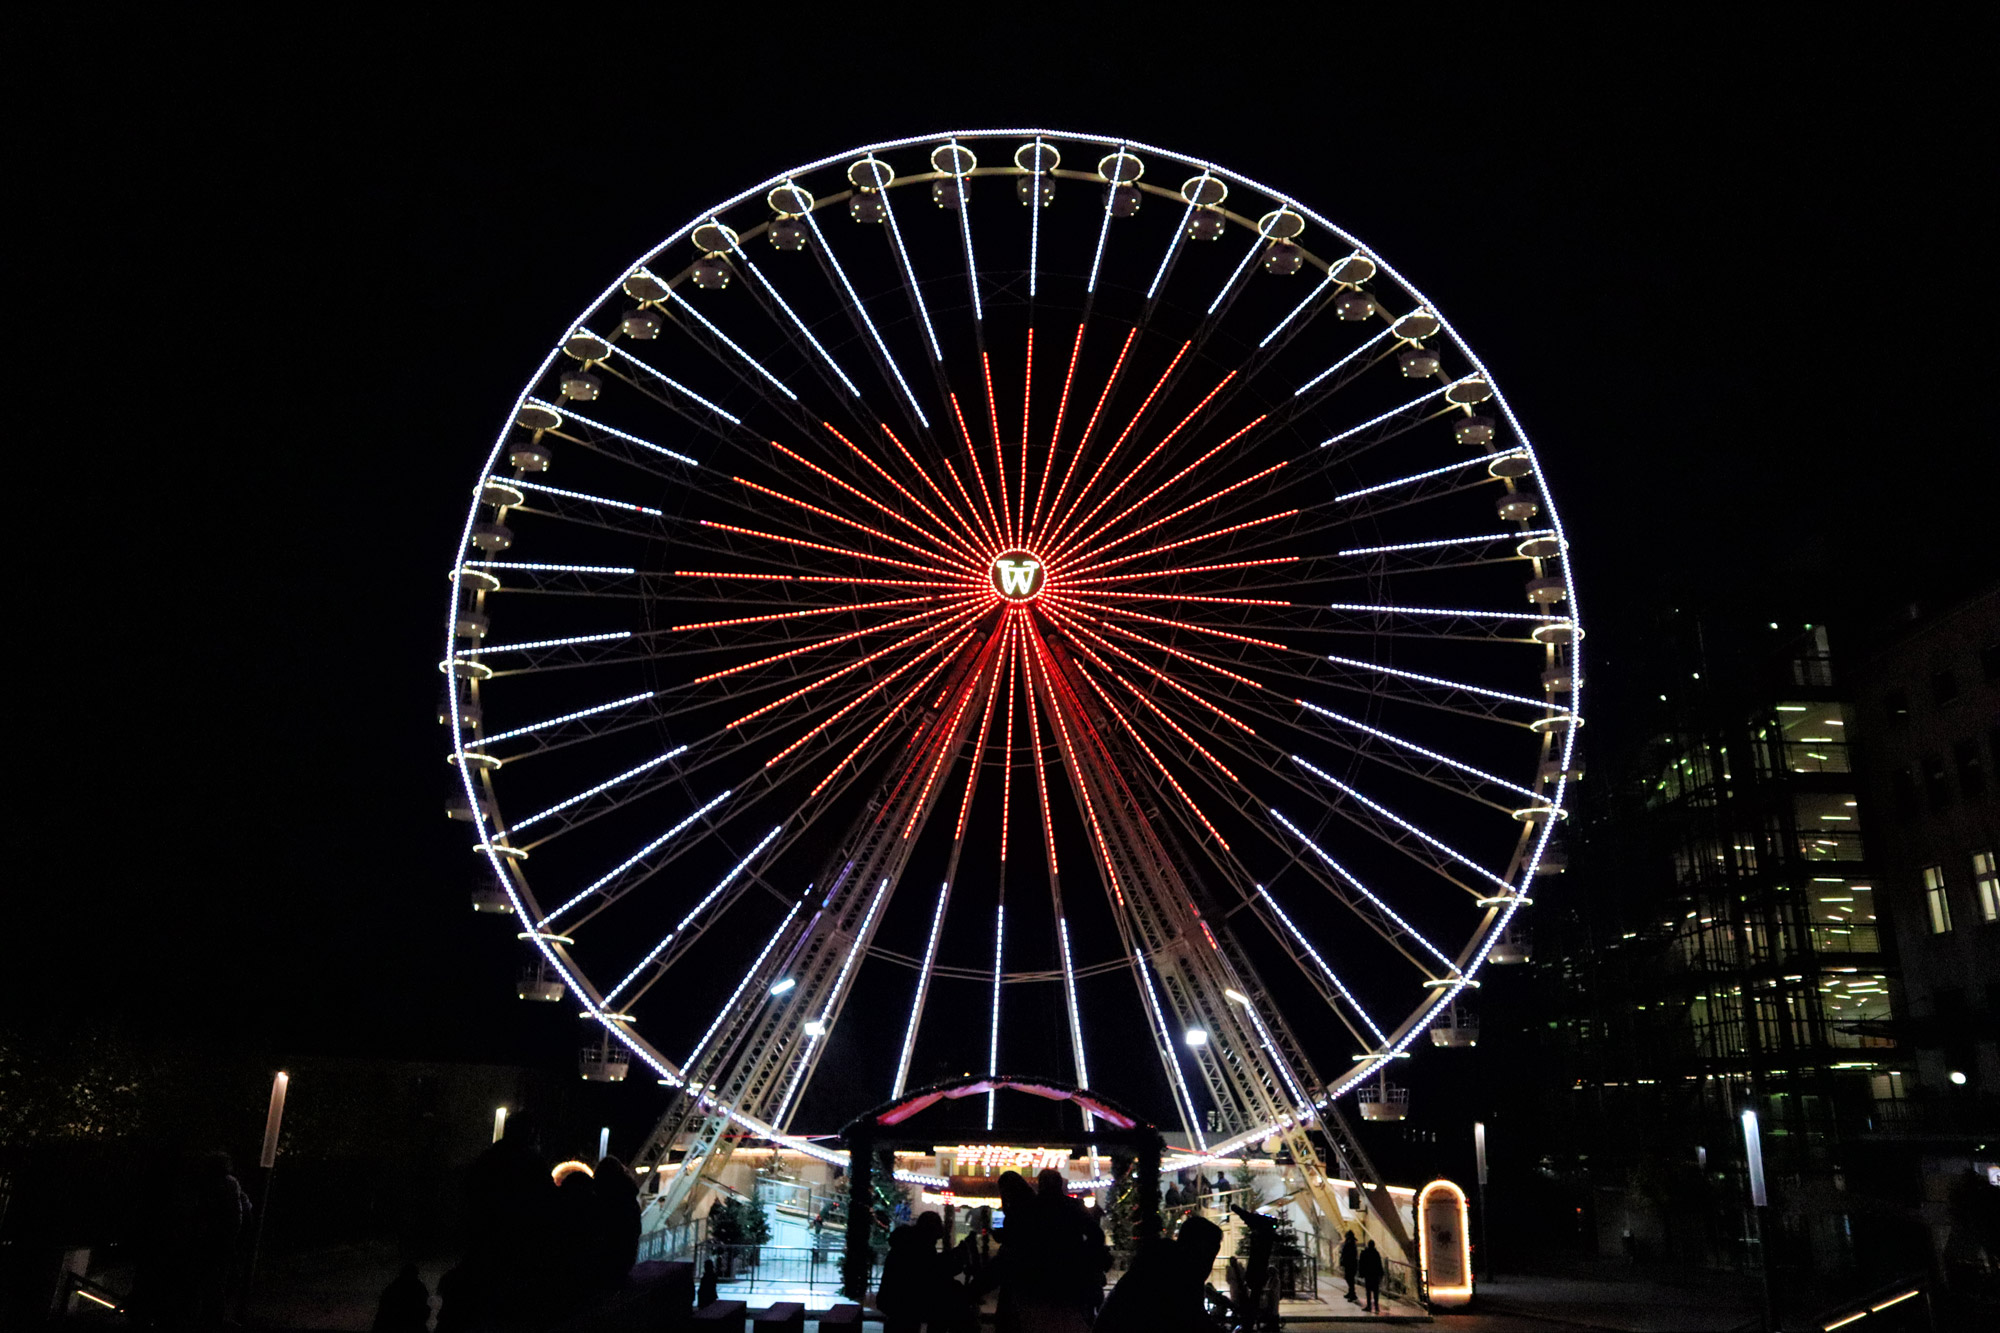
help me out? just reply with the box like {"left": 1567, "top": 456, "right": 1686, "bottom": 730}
{"left": 1924, "top": 865, "right": 1953, "bottom": 934}
{"left": 1974, "top": 850, "right": 1999, "bottom": 925}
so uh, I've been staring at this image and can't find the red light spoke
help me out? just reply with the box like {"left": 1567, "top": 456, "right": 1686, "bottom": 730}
{"left": 1054, "top": 600, "right": 1266, "bottom": 692}
{"left": 809, "top": 632, "right": 978, "bottom": 799}
{"left": 763, "top": 616, "right": 984, "bottom": 764}
{"left": 1040, "top": 327, "right": 1134, "bottom": 539}
{"left": 821, "top": 422, "right": 980, "bottom": 563}
{"left": 1085, "top": 590, "right": 1294, "bottom": 607}
{"left": 1059, "top": 555, "right": 1300, "bottom": 587}
{"left": 728, "top": 611, "right": 975, "bottom": 730}
{"left": 872, "top": 422, "right": 987, "bottom": 556}
{"left": 691, "top": 597, "right": 983, "bottom": 685}
{"left": 770, "top": 437, "right": 979, "bottom": 568}
{"left": 1019, "top": 331, "right": 1033, "bottom": 549}
{"left": 1019, "top": 619, "right": 1126, "bottom": 907}
{"left": 1023, "top": 640, "right": 1061, "bottom": 875}
{"left": 730, "top": 475, "right": 967, "bottom": 566}
{"left": 1031, "top": 323, "right": 1085, "bottom": 536}
{"left": 905, "top": 637, "right": 994, "bottom": 838}
{"left": 675, "top": 592, "right": 964, "bottom": 633}
{"left": 950, "top": 392, "right": 1007, "bottom": 548}
{"left": 1000, "top": 612, "right": 1020, "bottom": 864}
{"left": 699, "top": 520, "right": 974, "bottom": 580}
{"left": 955, "top": 627, "right": 1008, "bottom": 840}
{"left": 980, "top": 351, "right": 1012, "bottom": 545}
{"left": 1049, "top": 339, "right": 1189, "bottom": 545}
{"left": 1053, "top": 369, "right": 1236, "bottom": 554}
{"left": 1040, "top": 600, "right": 1259, "bottom": 739}
{"left": 675, "top": 570, "right": 971, "bottom": 590}
{"left": 1063, "top": 416, "right": 1273, "bottom": 568}
{"left": 1062, "top": 598, "right": 1297, "bottom": 655}
{"left": 1071, "top": 660, "right": 1232, "bottom": 849}
{"left": 1040, "top": 609, "right": 1245, "bottom": 782}
{"left": 1060, "top": 510, "right": 1302, "bottom": 582}
{"left": 1055, "top": 448, "right": 1282, "bottom": 570}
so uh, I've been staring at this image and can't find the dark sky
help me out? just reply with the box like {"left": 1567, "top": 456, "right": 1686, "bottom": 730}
{"left": 15, "top": 12, "right": 1989, "bottom": 1100}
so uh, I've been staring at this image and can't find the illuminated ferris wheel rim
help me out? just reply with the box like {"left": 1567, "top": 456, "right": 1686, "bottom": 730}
{"left": 442, "top": 125, "right": 1583, "bottom": 1168}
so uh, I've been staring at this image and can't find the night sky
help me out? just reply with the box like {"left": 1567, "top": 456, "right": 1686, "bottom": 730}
{"left": 15, "top": 13, "right": 1988, "bottom": 1124}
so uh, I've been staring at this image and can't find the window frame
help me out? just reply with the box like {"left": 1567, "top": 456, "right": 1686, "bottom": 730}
{"left": 1924, "top": 864, "right": 1953, "bottom": 934}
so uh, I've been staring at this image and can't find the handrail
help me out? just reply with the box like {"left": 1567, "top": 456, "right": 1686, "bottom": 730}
{"left": 1807, "top": 1274, "right": 1927, "bottom": 1331}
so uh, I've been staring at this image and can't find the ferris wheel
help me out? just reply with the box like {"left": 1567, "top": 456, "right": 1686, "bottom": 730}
{"left": 441, "top": 129, "right": 1581, "bottom": 1238}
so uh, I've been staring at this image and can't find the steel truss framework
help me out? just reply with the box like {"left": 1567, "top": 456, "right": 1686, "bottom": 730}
{"left": 441, "top": 129, "right": 1583, "bottom": 1272}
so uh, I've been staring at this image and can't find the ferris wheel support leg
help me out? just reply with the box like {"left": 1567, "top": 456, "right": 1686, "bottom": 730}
{"left": 635, "top": 627, "right": 1003, "bottom": 1226}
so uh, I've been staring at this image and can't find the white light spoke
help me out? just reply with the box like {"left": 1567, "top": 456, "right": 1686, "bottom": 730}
{"left": 1059, "top": 916, "right": 1090, "bottom": 1088}
{"left": 1291, "top": 755, "right": 1515, "bottom": 893}
{"left": 470, "top": 692, "right": 657, "bottom": 747}
{"left": 1270, "top": 808, "right": 1457, "bottom": 973}
{"left": 1339, "top": 529, "right": 1554, "bottom": 557}
{"left": 952, "top": 151, "right": 984, "bottom": 323}
{"left": 1086, "top": 175, "right": 1115, "bottom": 294}
{"left": 1294, "top": 326, "right": 1392, "bottom": 394}
{"left": 1134, "top": 948, "right": 1207, "bottom": 1152}
{"left": 605, "top": 345, "right": 751, "bottom": 424}
{"left": 1334, "top": 450, "right": 1522, "bottom": 503}
{"left": 1208, "top": 233, "right": 1265, "bottom": 314}
{"left": 1027, "top": 144, "right": 1044, "bottom": 298}
{"left": 469, "top": 630, "right": 632, "bottom": 656}
{"left": 683, "top": 900, "right": 801, "bottom": 1071}
{"left": 512, "top": 746, "right": 688, "bottom": 830}
{"left": 892, "top": 881, "right": 954, "bottom": 1097}
{"left": 599, "top": 823, "right": 786, "bottom": 1006}
{"left": 1322, "top": 652, "right": 1553, "bottom": 710}
{"left": 986, "top": 901, "right": 1004, "bottom": 1129}
{"left": 658, "top": 287, "right": 800, "bottom": 400}
{"left": 1315, "top": 381, "right": 1450, "bottom": 447}
{"left": 1326, "top": 602, "right": 1562, "bottom": 623}
{"left": 719, "top": 231, "right": 863, "bottom": 397}
{"left": 468, "top": 561, "right": 638, "bottom": 574}
{"left": 504, "top": 476, "right": 662, "bottom": 516}
{"left": 774, "top": 875, "right": 892, "bottom": 1126}
{"left": 541, "top": 789, "right": 733, "bottom": 927}
{"left": 1261, "top": 272, "right": 1335, "bottom": 348}
{"left": 534, "top": 399, "right": 709, "bottom": 459}
{"left": 802, "top": 210, "right": 930, "bottom": 426}
{"left": 1147, "top": 186, "right": 1201, "bottom": 300}
{"left": 878, "top": 189, "right": 945, "bottom": 362}
{"left": 1295, "top": 697, "right": 1539, "bottom": 799}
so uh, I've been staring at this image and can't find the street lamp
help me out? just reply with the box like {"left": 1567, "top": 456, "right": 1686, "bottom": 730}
{"left": 1741, "top": 1108, "right": 1776, "bottom": 1331}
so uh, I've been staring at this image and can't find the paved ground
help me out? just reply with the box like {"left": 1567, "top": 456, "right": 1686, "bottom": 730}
{"left": 58, "top": 1243, "right": 1768, "bottom": 1330}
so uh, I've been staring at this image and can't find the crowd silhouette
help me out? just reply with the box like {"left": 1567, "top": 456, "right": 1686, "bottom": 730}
{"left": 431, "top": 1122, "right": 641, "bottom": 1333}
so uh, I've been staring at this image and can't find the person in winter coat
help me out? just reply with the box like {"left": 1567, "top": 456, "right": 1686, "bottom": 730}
{"left": 1339, "top": 1231, "right": 1359, "bottom": 1303}
{"left": 1358, "top": 1238, "right": 1384, "bottom": 1313}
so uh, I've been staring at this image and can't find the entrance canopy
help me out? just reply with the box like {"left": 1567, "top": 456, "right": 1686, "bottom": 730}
{"left": 837, "top": 1075, "right": 1163, "bottom": 1299}
{"left": 847, "top": 1075, "right": 1147, "bottom": 1133}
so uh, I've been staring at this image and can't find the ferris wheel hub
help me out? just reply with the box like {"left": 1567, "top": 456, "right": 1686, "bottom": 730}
{"left": 990, "top": 550, "right": 1046, "bottom": 602}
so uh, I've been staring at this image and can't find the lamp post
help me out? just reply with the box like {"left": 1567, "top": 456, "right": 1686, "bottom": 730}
{"left": 1741, "top": 1108, "right": 1777, "bottom": 1332}
{"left": 241, "top": 1070, "right": 289, "bottom": 1322}
{"left": 1473, "top": 1121, "right": 1492, "bottom": 1282}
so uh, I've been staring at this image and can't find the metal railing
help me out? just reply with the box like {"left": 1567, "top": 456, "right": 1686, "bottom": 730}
{"left": 695, "top": 1243, "right": 868, "bottom": 1293}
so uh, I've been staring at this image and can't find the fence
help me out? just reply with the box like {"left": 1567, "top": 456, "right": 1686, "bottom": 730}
{"left": 696, "top": 1243, "right": 867, "bottom": 1293}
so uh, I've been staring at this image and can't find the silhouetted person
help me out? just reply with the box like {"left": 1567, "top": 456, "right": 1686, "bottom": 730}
{"left": 697, "top": 1258, "right": 718, "bottom": 1307}
{"left": 587, "top": 1157, "right": 642, "bottom": 1286}
{"left": 876, "top": 1213, "right": 933, "bottom": 1333}
{"left": 1339, "top": 1231, "right": 1359, "bottom": 1303}
{"left": 1358, "top": 1238, "right": 1383, "bottom": 1313}
{"left": 1164, "top": 1181, "right": 1184, "bottom": 1210}
{"left": 374, "top": 1263, "right": 433, "bottom": 1332}
{"left": 1094, "top": 1213, "right": 1223, "bottom": 1333}
{"left": 187, "top": 1151, "right": 251, "bottom": 1327}
{"left": 1230, "top": 1205, "right": 1278, "bottom": 1330}
{"left": 437, "top": 1126, "right": 558, "bottom": 1332}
